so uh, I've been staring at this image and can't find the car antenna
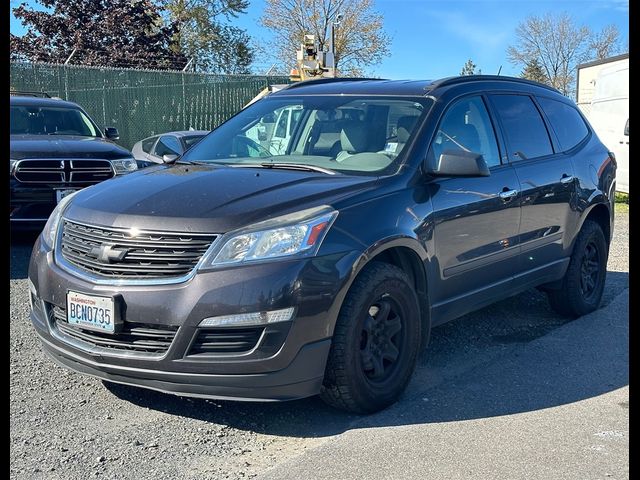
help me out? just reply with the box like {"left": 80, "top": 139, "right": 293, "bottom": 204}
{"left": 497, "top": 65, "right": 502, "bottom": 76}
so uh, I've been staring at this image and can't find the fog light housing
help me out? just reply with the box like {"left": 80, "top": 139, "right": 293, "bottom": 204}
{"left": 199, "top": 307, "right": 295, "bottom": 327}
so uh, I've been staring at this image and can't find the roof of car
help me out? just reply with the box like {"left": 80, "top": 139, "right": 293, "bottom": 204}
{"left": 139, "top": 130, "right": 209, "bottom": 141}
{"left": 170, "top": 130, "right": 210, "bottom": 137}
{"left": 10, "top": 95, "right": 84, "bottom": 109}
{"left": 273, "top": 75, "right": 561, "bottom": 97}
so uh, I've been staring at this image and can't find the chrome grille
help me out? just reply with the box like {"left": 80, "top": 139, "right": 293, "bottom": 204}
{"left": 50, "top": 304, "right": 177, "bottom": 355}
{"left": 14, "top": 159, "right": 114, "bottom": 184}
{"left": 60, "top": 220, "right": 217, "bottom": 278}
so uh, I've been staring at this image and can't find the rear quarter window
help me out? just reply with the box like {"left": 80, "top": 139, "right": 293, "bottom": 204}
{"left": 141, "top": 136, "right": 158, "bottom": 153}
{"left": 537, "top": 97, "right": 589, "bottom": 151}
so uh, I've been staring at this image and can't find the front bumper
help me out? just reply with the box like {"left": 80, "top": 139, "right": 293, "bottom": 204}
{"left": 10, "top": 181, "right": 58, "bottom": 226}
{"left": 29, "top": 236, "right": 359, "bottom": 401}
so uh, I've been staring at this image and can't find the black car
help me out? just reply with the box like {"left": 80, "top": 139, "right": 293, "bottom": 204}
{"left": 28, "top": 76, "right": 616, "bottom": 413}
{"left": 10, "top": 93, "right": 138, "bottom": 227}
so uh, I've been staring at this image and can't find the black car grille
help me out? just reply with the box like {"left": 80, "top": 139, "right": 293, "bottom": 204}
{"left": 14, "top": 159, "right": 114, "bottom": 184}
{"left": 188, "top": 328, "right": 264, "bottom": 355}
{"left": 60, "top": 220, "right": 218, "bottom": 278}
{"left": 50, "top": 304, "right": 178, "bottom": 355}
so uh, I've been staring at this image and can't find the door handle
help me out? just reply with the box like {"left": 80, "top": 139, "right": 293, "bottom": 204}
{"left": 499, "top": 189, "right": 518, "bottom": 200}
{"left": 560, "top": 175, "right": 574, "bottom": 184}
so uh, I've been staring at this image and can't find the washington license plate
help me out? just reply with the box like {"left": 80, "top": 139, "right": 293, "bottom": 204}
{"left": 67, "top": 291, "right": 115, "bottom": 333}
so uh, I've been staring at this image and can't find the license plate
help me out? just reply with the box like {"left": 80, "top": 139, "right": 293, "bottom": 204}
{"left": 56, "top": 189, "right": 78, "bottom": 203}
{"left": 67, "top": 291, "right": 115, "bottom": 333}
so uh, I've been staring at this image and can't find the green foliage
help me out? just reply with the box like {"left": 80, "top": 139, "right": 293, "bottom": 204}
{"left": 161, "top": 0, "right": 253, "bottom": 73}
{"left": 614, "top": 192, "right": 629, "bottom": 213}
{"left": 10, "top": 0, "right": 186, "bottom": 69}
{"left": 520, "top": 59, "right": 549, "bottom": 84}
{"left": 460, "top": 59, "right": 480, "bottom": 76}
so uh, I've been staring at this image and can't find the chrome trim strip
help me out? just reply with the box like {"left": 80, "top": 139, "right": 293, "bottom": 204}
{"left": 54, "top": 219, "right": 220, "bottom": 286}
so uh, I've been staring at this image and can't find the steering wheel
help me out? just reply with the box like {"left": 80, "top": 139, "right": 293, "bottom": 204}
{"left": 234, "top": 136, "right": 272, "bottom": 158}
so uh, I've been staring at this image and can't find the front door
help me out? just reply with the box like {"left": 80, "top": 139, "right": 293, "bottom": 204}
{"left": 428, "top": 95, "right": 522, "bottom": 323}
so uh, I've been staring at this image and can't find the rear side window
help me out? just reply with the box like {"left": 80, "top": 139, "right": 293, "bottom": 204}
{"left": 490, "top": 94, "right": 554, "bottom": 161}
{"left": 141, "top": 136, "right": 157, "bottom": 153}
{"left": 537, "top": 97, "right": 589, "bottom": 151}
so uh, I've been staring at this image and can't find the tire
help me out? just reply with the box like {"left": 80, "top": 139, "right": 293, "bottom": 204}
{"left": 547, "top": 219, "right": 608, "bottom": 317}
{"left": 320, "top": 262, "right": 422, "bottom": 414}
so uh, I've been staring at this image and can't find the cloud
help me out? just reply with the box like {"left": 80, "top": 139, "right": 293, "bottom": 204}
{"left": 610, "top": 0, "right": 629, "bottom": 11}
{"left": 426, "top": 9, "right": 510, "bottom": 49}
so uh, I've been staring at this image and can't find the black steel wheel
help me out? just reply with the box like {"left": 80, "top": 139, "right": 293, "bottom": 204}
{"left": 320, "top": 262, "right": 422, "bottom": 414}
{"left": 548, "top": 219, "right": 608, "bottom": 317}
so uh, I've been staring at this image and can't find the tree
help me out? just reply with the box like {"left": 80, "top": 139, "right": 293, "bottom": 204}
{"left": 260, "top": 0, "right": 391, "bottom": 77}
{"left": 520, "top": 58, "right": 548, "bottom": 84}
{"left": 460, "top": 59, "right": 480, "bottom": 76}
{"left": 10, "top": 0, "right": 186, "bottom": 69}
{"left": 507, "top": 12, "right": 623, "bottom": 96}
{"left": 589, "top": 24, "right": 622, "bottom": 60}
{"left": 160, "top": 0, "right": 253, "bottom": 73}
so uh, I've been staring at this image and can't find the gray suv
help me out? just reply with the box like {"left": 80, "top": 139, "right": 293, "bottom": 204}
{"left": 28, "top": 76, "right": 616, "bottom": 413}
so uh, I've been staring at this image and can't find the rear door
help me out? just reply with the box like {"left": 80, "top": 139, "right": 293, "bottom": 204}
{"left": 488, "top": 94, "right": 579, "bottom": 277}
{"left": 429, "top": 95, "right": 522, "bottom": 322}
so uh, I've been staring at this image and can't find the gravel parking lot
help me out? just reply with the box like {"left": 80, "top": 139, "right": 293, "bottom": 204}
{"left": 10, "top": 212, "right": 628, "bottom": 480}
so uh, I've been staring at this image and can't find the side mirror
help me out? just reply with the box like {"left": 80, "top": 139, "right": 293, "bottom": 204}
{"left": 624, "top": 119, "right": 629, "bottom": 136}
{"left": 104, "top": 127, "right": 120, "bottom": 140}
{"left": 162, "top": 154, "right": 179, "bottom": 163}
{"left": 430, "top": 150, "right": 490, "bottom": 177}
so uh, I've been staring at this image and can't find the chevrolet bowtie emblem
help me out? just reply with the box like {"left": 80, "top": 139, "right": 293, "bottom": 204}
{"left": 88, "top": 244, "right": 128, "bottom": 263}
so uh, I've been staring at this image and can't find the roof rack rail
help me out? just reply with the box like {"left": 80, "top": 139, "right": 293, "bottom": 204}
{"left": 426, "top": 75, "right": 560, "bottom": 93}
{"left": 10, "top": 90, "right": 52, "bottom": 98}
{"left": 283, "top": 77, "right": 387, "bottom": 90}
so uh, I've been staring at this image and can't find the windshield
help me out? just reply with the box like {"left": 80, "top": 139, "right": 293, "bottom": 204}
{"left": 182, "top": 95, "right": 433, "bottom": 175}
{"left": 10, "top": 105, "right": 101, "bottom": 137}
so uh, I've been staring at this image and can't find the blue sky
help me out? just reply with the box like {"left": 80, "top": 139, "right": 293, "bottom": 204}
{"left": 10, "top": 0, "right": 629, "bottom": 79}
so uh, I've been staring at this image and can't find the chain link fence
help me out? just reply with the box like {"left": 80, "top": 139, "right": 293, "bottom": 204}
{"left": 10, "top": 62, "right": 290, "bottom": 150}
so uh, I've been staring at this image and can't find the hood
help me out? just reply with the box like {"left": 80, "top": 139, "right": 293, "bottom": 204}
{"left": 10, "top": 135, "right": 131, "bottom": 160}
{"left": 64, "top": 164, "right": 378, "bottom": 233}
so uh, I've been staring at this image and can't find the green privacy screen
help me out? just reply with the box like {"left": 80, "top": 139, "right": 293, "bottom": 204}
{"left": 10, "top": 62, "right": 290, "bottom": 150}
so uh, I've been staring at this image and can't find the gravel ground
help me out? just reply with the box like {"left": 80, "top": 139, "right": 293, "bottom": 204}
{"left": 10, "top": 212, "right": 628, "bottom": 480}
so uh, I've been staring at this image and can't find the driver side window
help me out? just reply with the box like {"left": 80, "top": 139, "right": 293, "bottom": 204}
{"left": 430, "top": 96, "right": 501, "bottom": 168}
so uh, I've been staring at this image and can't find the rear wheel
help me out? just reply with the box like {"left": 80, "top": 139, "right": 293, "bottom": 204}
{"left": 320, "top": 262, "right": 422, "bottom": 414}
{"left": 547, "top": 219, "right": 608, "bottom": 317}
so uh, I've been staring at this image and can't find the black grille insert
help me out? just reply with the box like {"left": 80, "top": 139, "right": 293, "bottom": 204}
{"left": 50, "top": 304, "right": 178, "bottom": 355}
{"left": 188, "top": 328, "right": 264, "bottom": 355}
{"left": 60, "top": 220, "right": 217, "bottom": 278}
{"left": 14, "top": 159, "right": 114, "bottom": 184}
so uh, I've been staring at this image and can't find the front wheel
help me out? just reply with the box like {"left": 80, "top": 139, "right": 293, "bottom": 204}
{"left": 320, "top": 262, "right": 422, "bottom": 414}
{"left": 547, "top": 219, "right": 608, "bottom": 317}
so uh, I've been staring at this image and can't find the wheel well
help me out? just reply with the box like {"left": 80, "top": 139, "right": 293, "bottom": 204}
{"left": 369, "top": 247, "right": 430, "bottom": 347}
{"left": 585, "top": 204, "right": 611, "bottom": 245}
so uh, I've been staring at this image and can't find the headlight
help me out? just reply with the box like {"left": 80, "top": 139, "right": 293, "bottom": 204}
{"left": 10, "top": 159, "right": 18, "bottom": 175}
{"left": 41, "top": 190, "right": 80, "bottom": 249}
{"left": 201, "top": 206, "right": 338, "bottom": 268}
{"left": 111, "top": 158, "right": 138, "bottom": 174}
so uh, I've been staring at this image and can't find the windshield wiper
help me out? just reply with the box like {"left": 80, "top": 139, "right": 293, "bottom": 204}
{"left": 256, "top": 163, "right": 337, "bottom": 175}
